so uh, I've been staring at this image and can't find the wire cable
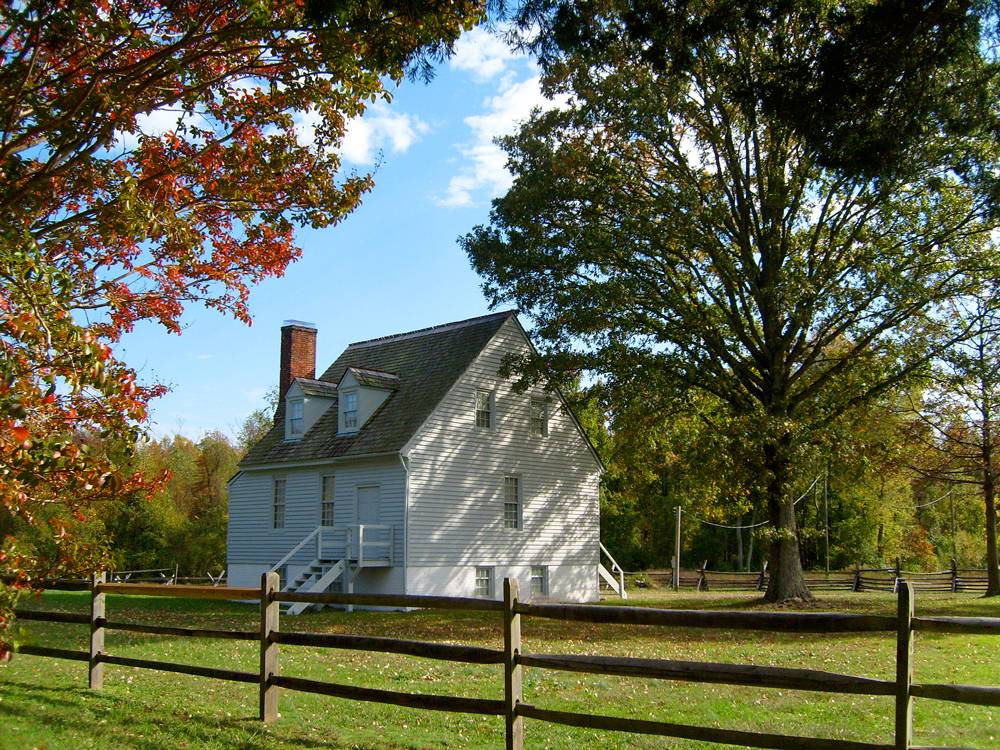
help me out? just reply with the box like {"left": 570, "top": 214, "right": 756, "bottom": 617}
{"left": 683, "top": 475, "right": 822, "bottom": 530}
{"left": 914, "top": 487, "right": 954, "bottom": 509}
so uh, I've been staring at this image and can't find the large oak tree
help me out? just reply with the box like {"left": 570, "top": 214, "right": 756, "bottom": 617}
{"left": 464, "top": 3, "right": 1000, "bottom": 600}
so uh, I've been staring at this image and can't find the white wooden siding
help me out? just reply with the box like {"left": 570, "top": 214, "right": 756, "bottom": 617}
{"left": 404, "top": 317, "right": 601, "bottom": 568}
{"left": 227, "top": 456, "right": 405, "bottom": 570}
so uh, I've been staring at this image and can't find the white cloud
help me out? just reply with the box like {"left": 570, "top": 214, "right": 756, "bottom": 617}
{"left": 438, "top": 75, "right": 566, "bottom": 207}
{"left": 339, "top": 102, "right": 429, "bottom": 165}
{"left": 112, "top": 106, "right": 186, "bottom": 151}
{"left": 293, "top": 107, "right": 324, "bottom": 148}
{"left": 450, "top": 27, "right": 519, "bottom": 81}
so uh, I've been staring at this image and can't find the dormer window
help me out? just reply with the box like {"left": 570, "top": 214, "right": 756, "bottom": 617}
{"left": 288, "top": 399, "right": 304, "bottom": 437}
{"left": 343, "top": 391, "right": 359, "bottom": 430}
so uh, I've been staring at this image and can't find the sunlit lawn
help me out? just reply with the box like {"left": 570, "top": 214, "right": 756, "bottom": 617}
{"left": 1, "top": 587, "right": 998, "bottom": 749}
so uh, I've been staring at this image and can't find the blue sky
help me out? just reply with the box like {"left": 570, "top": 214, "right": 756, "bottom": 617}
{"left": 117, "top": 28, "right": 551, "bottom": 440}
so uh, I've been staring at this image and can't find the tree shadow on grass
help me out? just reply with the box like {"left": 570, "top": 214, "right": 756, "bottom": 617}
{"left": 0, "top": 678, "right": 408, "bottom": 750}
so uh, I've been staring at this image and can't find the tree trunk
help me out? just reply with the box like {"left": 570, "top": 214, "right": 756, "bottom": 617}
{"left": 985, "top": 471, "right": 999, "bottom": 596}
{"left": 763, "top": 440, "right": 813, "bottom": 602}
{"left": 980, "top": 409, "right": 999, "bottom": 597}
{"left": 736, "top": 516, "right": 744, "bottom": 571}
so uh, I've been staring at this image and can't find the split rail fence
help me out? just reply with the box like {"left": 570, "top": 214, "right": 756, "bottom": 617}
{"left": 627, "top": 562, "right": 991, "bottom": 594}
{"left": 13, "top": 574, "right": 1000, "bottom": 750}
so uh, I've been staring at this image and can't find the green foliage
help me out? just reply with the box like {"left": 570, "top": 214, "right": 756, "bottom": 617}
{"left": 100, "top": 433, "right": 240, "bottom": 576}
{"left": 512, "top": 0, "right": 1000, "bottom": 183}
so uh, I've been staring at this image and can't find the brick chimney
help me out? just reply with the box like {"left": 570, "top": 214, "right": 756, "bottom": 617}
{"left": 278, "top": 320, "right": 316, "bottom": 419}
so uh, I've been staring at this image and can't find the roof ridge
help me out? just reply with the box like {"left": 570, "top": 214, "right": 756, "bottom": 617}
{"left": 346, "top": 309, "right": 516, "bottom": 349}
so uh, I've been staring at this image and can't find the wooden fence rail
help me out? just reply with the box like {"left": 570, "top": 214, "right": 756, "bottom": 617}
{"left": 623, "top": 564, "right": 993, "bottom": 594}
{"left": 12, "top": 575, "right": 1000, "bottom": 750}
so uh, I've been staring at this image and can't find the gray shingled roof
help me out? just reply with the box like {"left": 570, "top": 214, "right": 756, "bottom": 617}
{"left": 240, "top": 311, "right": 515, "bottom": 467}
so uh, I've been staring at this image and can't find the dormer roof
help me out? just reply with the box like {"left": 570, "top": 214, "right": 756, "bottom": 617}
{"left": 341, "top": 367, "right": 400, "bottom": 391}
{"left": 292, "top": 378, "right": 339, "bottom": 399}
{"left": 241, "top": 310, "right": 515, "bottom": 467}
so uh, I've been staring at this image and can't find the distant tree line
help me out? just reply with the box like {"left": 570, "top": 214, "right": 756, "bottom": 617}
{"left": 0, "top": 404, "right": 272, "bottom": 579}
{"left": 582, "top": 375, "right": 997, "bottom": 577}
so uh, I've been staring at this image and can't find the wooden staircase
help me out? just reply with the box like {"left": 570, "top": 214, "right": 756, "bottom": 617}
{"left": 598, "top": 542, "right": 627, "bottom": 599}
{"left": 281, "top": 558, "right": 347, "bottom": 616}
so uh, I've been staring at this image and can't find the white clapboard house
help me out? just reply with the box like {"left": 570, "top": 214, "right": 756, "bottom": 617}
{"left": 227, "top": 311, "right": 622, "bottom": 612}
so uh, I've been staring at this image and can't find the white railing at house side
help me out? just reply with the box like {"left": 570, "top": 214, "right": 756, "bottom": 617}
{"left": 599, "top": 542, "right": 627, "bottom": 599}
{"left": 269, "top": 527, "right": 322, "bottom": 576}
{"left": 345, "top": 524, "right": 394, "bottom": 567}
{"left": 271, "top": 525, "right": 395, "bottom": 579}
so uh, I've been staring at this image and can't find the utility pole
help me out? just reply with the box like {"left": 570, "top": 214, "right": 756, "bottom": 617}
{"left": 824, "top": 465, "right": 830, "bottom": 575}
{"left": 951, "top": 490, "right": 957, "bottom": 562}
{"left": 673, "top": 505, "right": 682, "bottom": 591}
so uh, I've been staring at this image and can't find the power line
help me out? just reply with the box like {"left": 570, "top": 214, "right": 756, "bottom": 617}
{"left": 693, "top": 516, "right": 771, "bottom": 530}
{"left": 914, "top": 487, "right": 954, "bottom": 509}
{"left": 684, "top": 474, "right": 823, "bottom": 531}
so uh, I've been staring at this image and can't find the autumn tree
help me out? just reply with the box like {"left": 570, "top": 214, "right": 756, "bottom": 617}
{"left": 464, "top": 4, "right": 1000, "bottom": 600}
{"left": 0, "top": 0, "right": 484, "bottom": 654}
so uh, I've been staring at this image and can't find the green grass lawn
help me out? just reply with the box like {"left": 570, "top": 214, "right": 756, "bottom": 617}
{"left": 1, "top": 588, "right": 998, "bottom": 750}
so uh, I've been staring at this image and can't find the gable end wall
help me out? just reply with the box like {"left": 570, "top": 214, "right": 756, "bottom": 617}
{"left": 404, "top": 317, "right": 600, "bottom": 601}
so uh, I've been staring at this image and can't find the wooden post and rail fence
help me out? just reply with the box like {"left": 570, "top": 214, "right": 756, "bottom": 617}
{"left": 619, "top": 561, "right": 994, "bottom": 594}
{"left": 13, "top": 575, "right": 1000, "bottom": 750}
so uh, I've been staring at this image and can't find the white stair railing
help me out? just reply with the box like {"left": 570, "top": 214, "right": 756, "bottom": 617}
{"left": 269, "top": 527, "right": 321, "bottom": 580}
{"left": 599, "top": 542, "right": 627, "bottom": 599}
{"left": 345, "top": 524, "right": 393, "bottom": 565}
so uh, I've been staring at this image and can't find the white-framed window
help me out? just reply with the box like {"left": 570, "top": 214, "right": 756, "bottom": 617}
{"left": 273, "top": 478, "right": 286, "bottom": 529}
{"left": 529, "top": 397, "right": 548, "bottom": 436}
{"left": 321, "top": 475, "right": 335, "bottom": 526}
{"left": 343, "top": 391, "right": 359, "bottom": 430}
{"left": 504, "top": 475, "right": 521, "bottom": 530}
{"left": 475, "top": 566, "right": 494, "bottom": 598}
{"left": 475, "top": 389, "right": 494, "bottom": 430}
{"left": 288, "top": 398, "right": 304, "bottom": 437}
{"left": 530, "top": 566, "right": 548, "bottom": 597}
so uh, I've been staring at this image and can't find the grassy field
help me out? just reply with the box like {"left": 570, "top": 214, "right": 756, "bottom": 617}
{"left": 1, "top": 588, "right": 998, "bottom": 750}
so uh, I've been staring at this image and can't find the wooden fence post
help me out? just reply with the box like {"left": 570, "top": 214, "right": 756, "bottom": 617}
{"left": 89, "top": 571, "right": 105, "bottom": 689}
{"left": 504, "top": 577, "right": 523, "bottom": 750}
{"left": 895, "top": 580, "right": 914, "bottom": 750}
{"left": 259, "top": 571, "right": 280, "bottom": 722}
{"left": 853, "top": 562, "right": 861, "bottom": 592}
{"left": 951, "top": 558, "right": 959, "bottom": 593}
